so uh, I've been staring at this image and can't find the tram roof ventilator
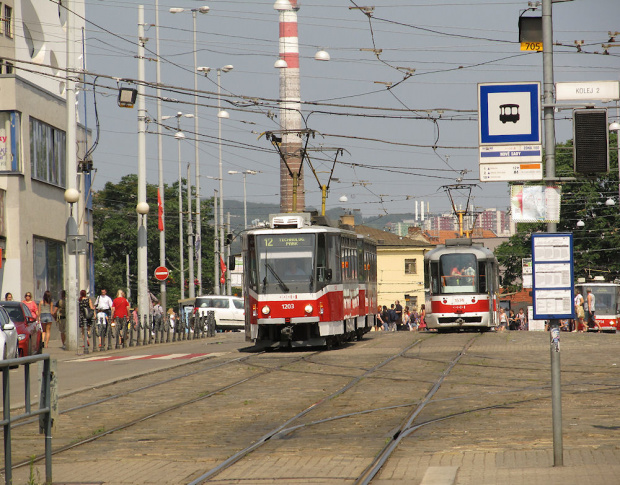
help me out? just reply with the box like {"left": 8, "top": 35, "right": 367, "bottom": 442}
{"left": 269, "top": 213, "right": 311, "bottom": 229}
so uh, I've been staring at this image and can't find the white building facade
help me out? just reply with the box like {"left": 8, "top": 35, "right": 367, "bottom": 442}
{"left": 0, "top": 0, "right": 91, "bottom": 302}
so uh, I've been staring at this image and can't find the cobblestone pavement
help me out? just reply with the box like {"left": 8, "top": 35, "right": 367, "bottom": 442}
{"left": 4, "top": 330, "right": 619, "bottom": 485}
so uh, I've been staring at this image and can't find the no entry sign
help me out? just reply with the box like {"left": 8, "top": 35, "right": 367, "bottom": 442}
{"left": 154, "top": 266, "right": 170, "bottom": 281}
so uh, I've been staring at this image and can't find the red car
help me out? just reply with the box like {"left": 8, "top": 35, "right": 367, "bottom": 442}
{"left": 0, "top": 301, "right": 42, "bottom": 356}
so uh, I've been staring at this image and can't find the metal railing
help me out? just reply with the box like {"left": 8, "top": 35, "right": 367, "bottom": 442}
{"left": 81, "top": 311, "right": 217, "bottom": 354}
{"left": 1, "top": 353, "right": 53, "bottom": 485}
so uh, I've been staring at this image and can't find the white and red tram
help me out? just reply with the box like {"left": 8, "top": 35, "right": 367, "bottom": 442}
{"left": 242, "top": 213, "right": 377, "bottom": 348}
{"left": 424, "top": 238, "right": 500, "bottom": 332}
{"left": 574, "top": 280, "right": 620, "bottom": 332}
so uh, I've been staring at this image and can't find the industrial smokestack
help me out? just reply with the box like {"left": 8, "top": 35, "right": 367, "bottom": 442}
{"left": 274, "top": 0, "right": 304, "bottom": 212}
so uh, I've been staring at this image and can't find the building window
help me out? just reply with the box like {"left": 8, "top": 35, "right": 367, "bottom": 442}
{"left": 0, "top": 111, "right": 21, "bottom": 171}
{"left": 33, "top": 237, "right": 65, "bottom": 303}
{"left": 0, "top": 59, "right": 13, "bottom": 74}
{"left": 29, "top": 117, "right": 66, "bottom": 186}
{"left": 404, "top": 258, "right": 417, "bottom": 275}
{"left": 4, "top": 5, "right": 12, "bottom": 39}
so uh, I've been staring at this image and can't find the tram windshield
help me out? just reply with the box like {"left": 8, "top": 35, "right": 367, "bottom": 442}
{"left": 255, "top": 234, "right": 315, "bottom": 294}
{"left": 589, "top": 286, "right": 619, "bottom": 315}
{"left": 437, "top": 253, "right": 479, "bottom": 294}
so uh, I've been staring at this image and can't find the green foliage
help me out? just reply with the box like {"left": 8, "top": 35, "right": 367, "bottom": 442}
{"left": 495, "top": 132, "right": 620, "bottom": 288}
{"left": 92, "top": 175, "right": 215, "bottom": 306}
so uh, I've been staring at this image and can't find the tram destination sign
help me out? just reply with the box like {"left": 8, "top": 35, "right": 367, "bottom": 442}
{"left": 531, "top": 233, "right": 575, "bottom": 321}
{"left": 260, "top": 234, "right": 313, "bottom": 248}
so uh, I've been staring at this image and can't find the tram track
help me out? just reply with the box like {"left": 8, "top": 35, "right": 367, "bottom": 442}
{"left": 5, "top": 331, "right": 619, "bottom": 484}
{"left": 3, "top": 349, "right": 318, "bottom": 474}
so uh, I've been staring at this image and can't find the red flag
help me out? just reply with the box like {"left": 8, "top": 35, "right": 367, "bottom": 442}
{"left": 157, "top": 189, "right": 164, "bottom": 231}
{"left": 220, "top": 256, "right": 227, "bottom": 284}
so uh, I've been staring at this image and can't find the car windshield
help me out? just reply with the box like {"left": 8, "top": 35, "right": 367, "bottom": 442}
{"left": 233, "top": 300, "right": 243, "bottom": 309}
{"left": 2, "top": 305, "right": 24, "bottom": 322}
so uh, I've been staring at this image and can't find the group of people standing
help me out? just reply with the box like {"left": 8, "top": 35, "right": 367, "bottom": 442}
{"left": 497, "top": 307, "right": 528, "bottom": 331}
{"left": 376, "top": 300, "right": 427, "bottom": 332}
{"left": 4, "top": 290, "right": 65, "bottom": 349}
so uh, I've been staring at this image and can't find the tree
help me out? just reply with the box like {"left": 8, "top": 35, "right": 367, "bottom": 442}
{"left": 495, "top": 131, "right": 620, "bottom": 288}
{"left": 92, "top": 175, "right": 215, "bottom": 306}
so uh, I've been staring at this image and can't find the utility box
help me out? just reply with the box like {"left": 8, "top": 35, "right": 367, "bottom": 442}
{"left": 573, "top": 109, "right": 609, "bottom": 174}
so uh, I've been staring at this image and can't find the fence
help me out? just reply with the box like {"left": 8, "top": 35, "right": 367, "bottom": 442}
{"left": 81, "top": 311, "right": 216, "bottom": 354}
{"left": 1, "top": 354, "right": 53, "bottom": 485}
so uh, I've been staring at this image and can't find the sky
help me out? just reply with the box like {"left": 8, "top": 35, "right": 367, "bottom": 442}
{"left": 81, "top": 0, "right": 620, "bottom": 223}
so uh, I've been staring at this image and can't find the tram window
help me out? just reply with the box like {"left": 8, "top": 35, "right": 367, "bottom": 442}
{"left": 247, "top": 236, "right": 258, "bottom": 291}
{"left": 439, "top": 253, "right": 477, "bottom": 293}
{"left": 328, "top": 235, "right": 341, "bottom": 283}
{"left": 316, "top": 233, "right": 333, "bottom": 288}
{"left": 478, "top": 262, "right": 487, "bottom": 293}
{"left": 357, "top": 241, "right": 364, "bottom": 282}
{"left": 430, "top": 262, "right": 440, "bottom": 294}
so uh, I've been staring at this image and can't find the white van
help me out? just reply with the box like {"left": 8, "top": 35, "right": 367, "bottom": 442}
{"left": 194, "top": 295, "right": 245, "bottom": 331}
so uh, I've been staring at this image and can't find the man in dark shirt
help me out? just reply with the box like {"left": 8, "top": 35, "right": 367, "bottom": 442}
{"left": 395, "top": 300, "right": 403, "bottom": 329}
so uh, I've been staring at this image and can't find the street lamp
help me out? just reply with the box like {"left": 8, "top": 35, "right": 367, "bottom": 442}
{"left": 170, "top": 5, "right": 209, "bottom": 298}
{"left": 198, "top": 64, "right": 233, "bottom": 294}
{"left": 162, "top": 112, "right": 194, "bottom": 299}
{"left": 228, "top": 170, "right": 258, "bottom": 228}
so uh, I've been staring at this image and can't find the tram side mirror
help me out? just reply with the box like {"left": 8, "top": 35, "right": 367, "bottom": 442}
{"left": 228, "top": 255, "right": 236, "bottom": 271}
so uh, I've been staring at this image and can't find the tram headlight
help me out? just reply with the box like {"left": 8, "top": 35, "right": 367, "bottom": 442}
{"left": 261, "top": 305, "right": 271, "bottom": 316}
{"left": 304, "top": 304, "right": 313, "bottom": 314}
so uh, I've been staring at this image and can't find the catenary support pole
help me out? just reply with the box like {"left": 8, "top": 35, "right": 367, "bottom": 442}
{"left": 155, "top": 0, "right": 167, "bottom": 311}
{"left": 65, "top": 0, "right": 78, "bottom": 351}
{"left": 542, "top": 0, "right": 563, "bottom": 467}
{"left": 137, "top": 5, "right": 150, "bottom": 332}
{"left": 214, "top": 189, "right": 219, "bottom": 295}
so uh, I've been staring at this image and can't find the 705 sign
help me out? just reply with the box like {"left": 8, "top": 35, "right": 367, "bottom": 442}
{"left": 520, "top": 42, "right": 542, "bottom": 51}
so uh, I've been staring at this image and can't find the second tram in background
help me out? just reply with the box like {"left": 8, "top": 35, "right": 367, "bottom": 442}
{"left": 424, "top": 238, "right": 500, "bottom": 332}
{"left": 575, "top": 278, "right": 620, "bottom": 332}
{"left": 242, "top": 213, "right": 377, "bottom": 349}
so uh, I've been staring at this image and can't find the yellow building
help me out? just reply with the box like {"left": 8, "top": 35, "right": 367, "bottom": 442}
{"left": 355, "top": 225, "right": 434, "bottom": 312}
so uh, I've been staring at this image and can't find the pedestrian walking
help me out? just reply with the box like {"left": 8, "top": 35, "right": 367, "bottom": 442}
{"left": 22, "top": 291, "right": 38, "bottom": 319}
{"left": 498, "top": 308, "right": 508, "bottom": 331}
{"left": 508, "top": 309, "right": 518, "bottom": 330}
{"left": 375, "top": 305, "right": 383, "bottom": 331}
{"left": 574, "top": 290, "right": 585, "bottom": 332}
{"left": 394, "top": 300, "right": 403, "bottom": 329}
{"left": 418, "top": 304, "right": 427, "bottom": 331}
{"left": 517, "top": 308, "right": 527, "bottom": 331}
{"left": 388, "top": 304, "right": 397, "bottom": 331}
{"left": 56, "top": 290, "right": 66, "bottom": 349}
{"left": 38, "top": 290, "right": 56, "bottom": 349}
{"left": 79, "top": 289, "right": 95, "bottom": 346}
{"left": 95, "top": 289, "right": 113, "bottom": 319}
{"left": 408, "top": 307, "right": 419, "bottom": 331}
{"left": 380, "top": 305, "right": 389, "bottom": 331}
{"left": 585, "top": 288, "right": 601, "bottom": 332}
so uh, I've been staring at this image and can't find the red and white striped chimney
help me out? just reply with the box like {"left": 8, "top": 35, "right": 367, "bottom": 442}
{"left": 274, "top": 0, "right": 304, "bottom": 213}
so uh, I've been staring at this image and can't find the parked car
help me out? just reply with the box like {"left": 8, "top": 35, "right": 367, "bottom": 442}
{"left": 0, "top": 305, "right": 19, "bottom": 361}
{"left": 0, "top": 301, "right": 42, "bottom": 356}
{"left": 193, "top": 295, "right": 245, "bottom": 331}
